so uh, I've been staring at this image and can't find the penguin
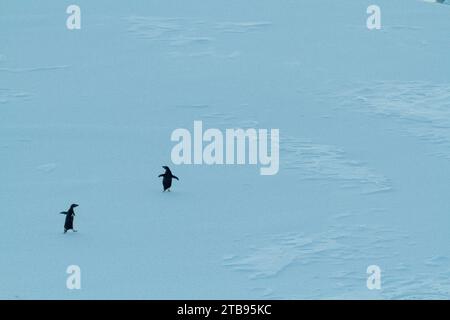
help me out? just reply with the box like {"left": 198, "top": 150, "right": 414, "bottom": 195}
{"left": 158, "top": 166, "right": 179, "bottom": 192}
{"left": 60, "top": 204, "right": 78, "bottom": 233}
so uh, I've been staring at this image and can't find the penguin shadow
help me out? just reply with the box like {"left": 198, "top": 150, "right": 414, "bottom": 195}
{"left": 60, "top": 230, "right": 79, "bottom": 236}
{"left": 158, "top": 188, "right": 184, "bottom": 197}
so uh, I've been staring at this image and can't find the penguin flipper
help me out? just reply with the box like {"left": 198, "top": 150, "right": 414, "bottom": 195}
{"left": 172, "top": 175, "right": 179, "bottom": 181}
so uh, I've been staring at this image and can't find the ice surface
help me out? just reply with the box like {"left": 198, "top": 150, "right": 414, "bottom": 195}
{"left": 1, "top": 0, "right": 449, "bottom": 299}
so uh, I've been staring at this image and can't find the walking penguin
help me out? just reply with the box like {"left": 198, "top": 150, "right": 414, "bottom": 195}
{"left": 158, "top": 166, "right": 179, "bottom": 192}
{"left": 60, "top": 204, "right": 78, "bottom": 233}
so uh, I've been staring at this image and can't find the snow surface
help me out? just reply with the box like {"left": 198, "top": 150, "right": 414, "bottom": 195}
{"left": 1, "top": 0, "right": 450, "bottom": 299}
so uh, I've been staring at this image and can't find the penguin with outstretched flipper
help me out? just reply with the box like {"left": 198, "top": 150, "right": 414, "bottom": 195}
{"left": 158, "top": 166, "right": 179, "bottom": 192}
{"left": 60, "top": 204, "right": 78, "bottom": 233}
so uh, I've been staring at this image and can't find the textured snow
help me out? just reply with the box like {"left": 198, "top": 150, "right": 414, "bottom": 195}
{"left": 1, "top": 0, "right": 450, "bottom": 299}
{"left": 334, "top": 81, "right": 450, "bottom": 159}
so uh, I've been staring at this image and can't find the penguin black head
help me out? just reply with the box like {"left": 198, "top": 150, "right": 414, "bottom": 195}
{"left": 162, "top": 166, "right": 171, "bottom": 173}
{"left": 70, "top": 204, "right": 79, "bottom": 209}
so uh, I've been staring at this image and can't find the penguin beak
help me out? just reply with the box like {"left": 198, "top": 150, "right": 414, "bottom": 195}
{"left": 73, "top": 204, "right": 79, "bottom": 208}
